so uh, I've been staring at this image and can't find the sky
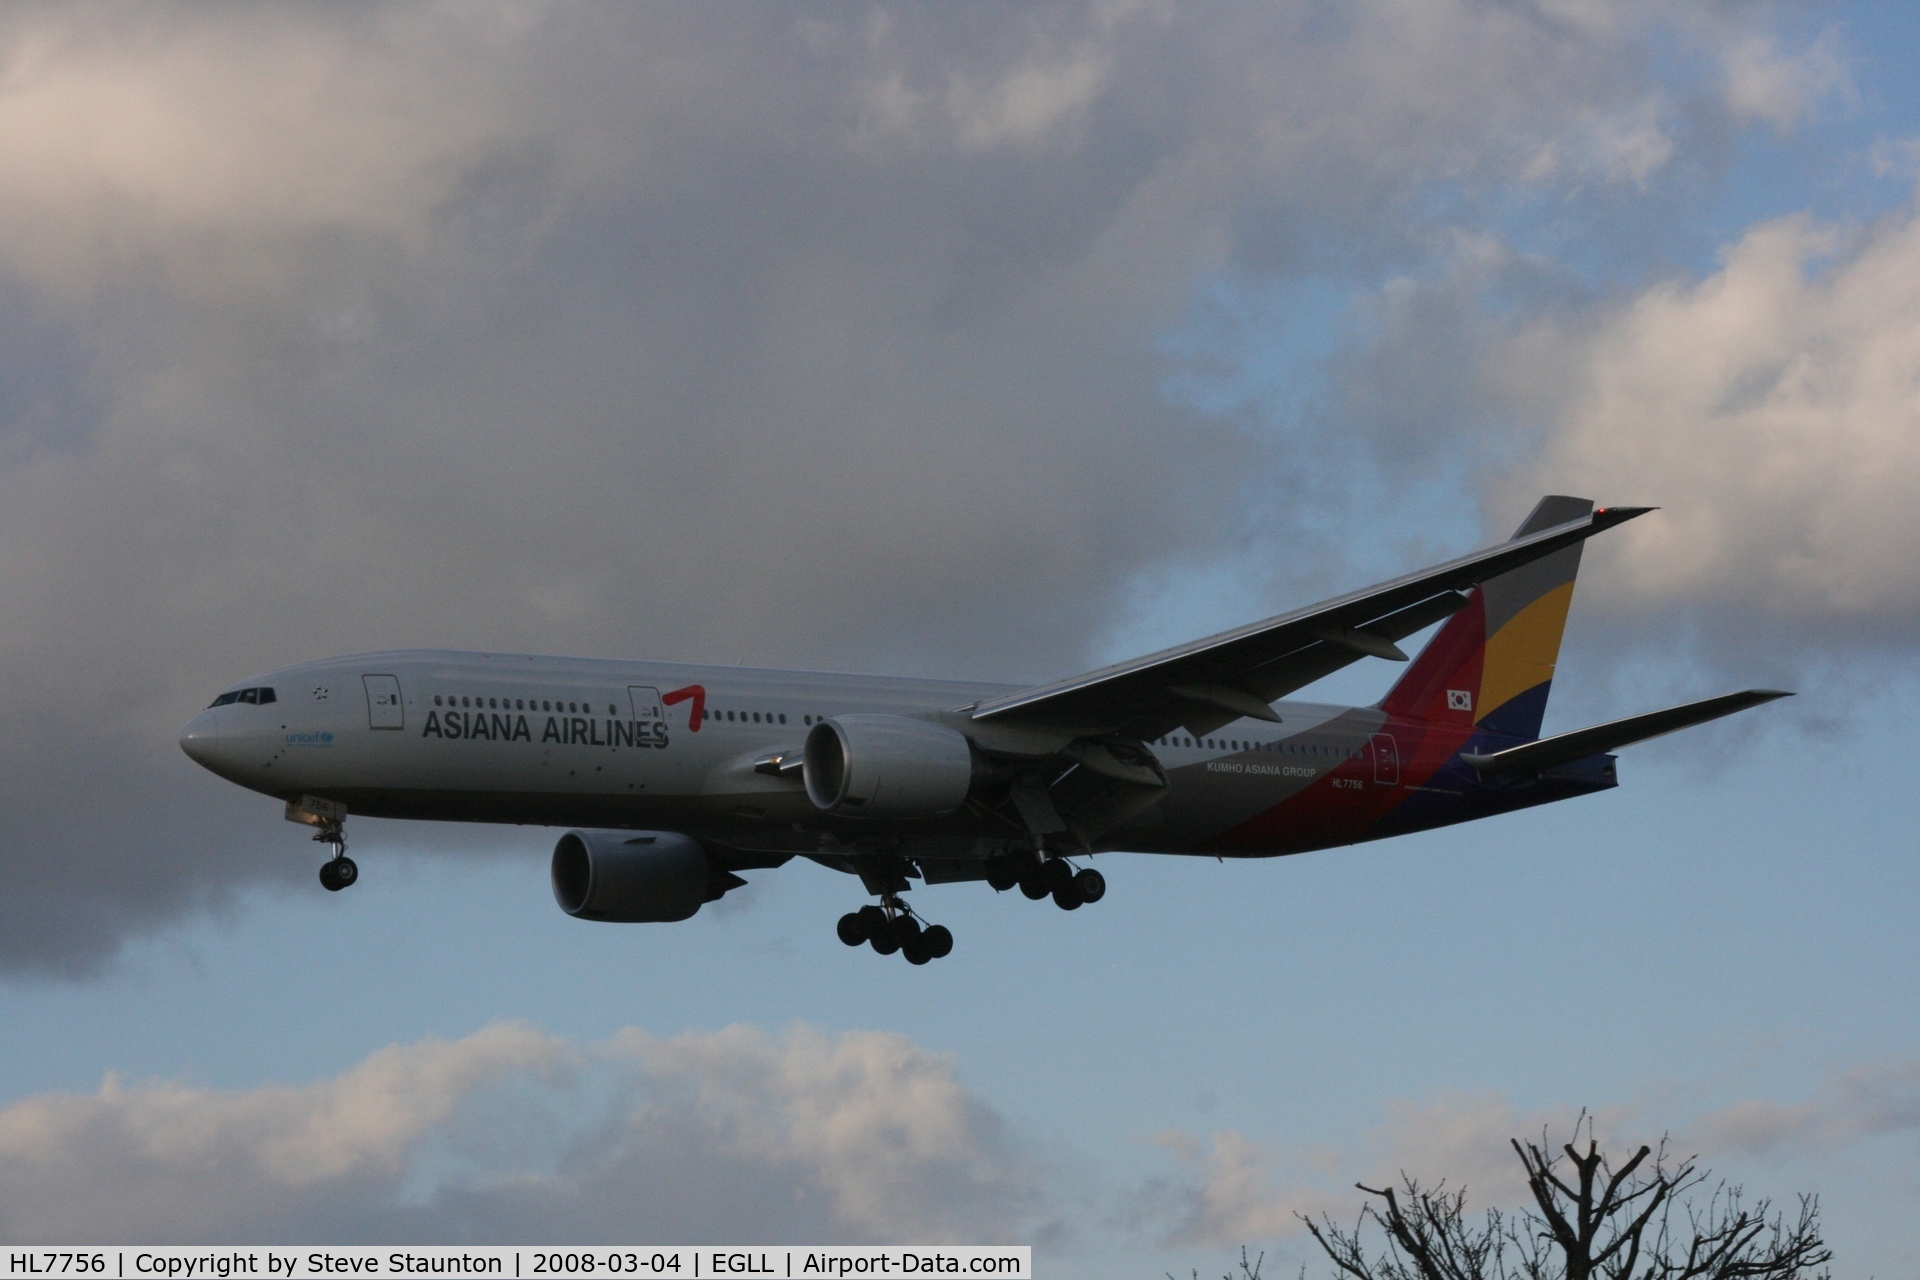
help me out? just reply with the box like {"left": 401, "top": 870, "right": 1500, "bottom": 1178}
{"left": 0, "top": 1, "right": 1915, "bottom": 1274}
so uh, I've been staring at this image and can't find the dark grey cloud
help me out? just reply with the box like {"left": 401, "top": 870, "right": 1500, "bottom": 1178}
{"left": 0, "top": 1, "right": 1827, "bottom": 971}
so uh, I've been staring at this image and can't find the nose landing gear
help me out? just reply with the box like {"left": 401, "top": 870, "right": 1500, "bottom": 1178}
{"left": 313, "top": 822, "right": 358, "bottom": 892}
{"left": 287, "top": 794, "right": 358, "bottom": 892}
{"left": 836, "top": 896, "right": 954, "bottom": 964}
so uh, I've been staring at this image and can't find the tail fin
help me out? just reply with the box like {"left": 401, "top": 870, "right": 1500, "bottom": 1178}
{"left": 1378, "top": 495, "right": 1592, "bottom": 740}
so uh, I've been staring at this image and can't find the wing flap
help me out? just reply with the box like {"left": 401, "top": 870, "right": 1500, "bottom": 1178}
{"left": 1460, "top": 689, "right": 1792, "bottom": 775}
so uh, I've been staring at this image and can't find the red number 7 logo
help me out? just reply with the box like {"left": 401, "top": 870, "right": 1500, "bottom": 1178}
{"left": 663, "top": 684, "right": 706, "bottom": 731}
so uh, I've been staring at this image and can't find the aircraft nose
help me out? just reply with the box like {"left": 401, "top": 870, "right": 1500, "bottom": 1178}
{"left": 179, "top": 711, "right": 222, "bottom": 769}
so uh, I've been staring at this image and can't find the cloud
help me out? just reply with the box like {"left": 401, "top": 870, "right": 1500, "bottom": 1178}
{"left": 1684, "top": 1059, "right": 1920, "bottom": 1160}
{"left": 0, "top": 1, "right": 1841, "bottom": 973}
{"left": 1141, "top": 1062, "right": 1920, "bottom": 1249}
{"left": 11, "top": 1022, "right": 1911, "bottom": 1251}
{"left": 1498, "top": 206, "right": 1920, "bottom": 643}
{"left": 1720, "top": 30, "right": 1850, "bottom": 133}
{"left": 1138, "top": 1093, "right": 1571, "bottom": 1247}
{"left": 0, "top": 1022, "right": 1039, "bottom": 1244}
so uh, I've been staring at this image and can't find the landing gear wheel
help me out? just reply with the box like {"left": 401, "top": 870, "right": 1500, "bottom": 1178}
{"left": 923, "top": 924, "right": 953, "bottom": 959}
{"left": 870, "top": 929, "right": 901, "bottom": 956}
{"left": 1052, "top": 883, "right": 1083, "bottom": 911}
{"left": 1073, "top": 867, "right": 1106, "bottom": 903}
{"left": 858, "top": 904, "right": 888, "bottom": 934}
{"left": 1018, "top": 874, "right": 1050, "bottom": 900}
{"left": 902, "top": 938, "right": 932, "bottom": 965}
{"left": 1043, "top": 857, "right": 1076, "bottom": 894}
{"left": 985, "top": 857, "right": 1020, "bottom": 892}
{"left": 319, "top": 857, "right": 357, "bottom": 892}
{"left": 837, "top": 912, "right": 867, "bottom": 946}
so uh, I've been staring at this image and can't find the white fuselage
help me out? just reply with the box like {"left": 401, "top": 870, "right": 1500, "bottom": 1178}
{"left": 178, "top": 648, "right": 1367, "bottom": 858}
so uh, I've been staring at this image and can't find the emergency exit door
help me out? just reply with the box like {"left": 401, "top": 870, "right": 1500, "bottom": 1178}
{"left": 363, "top": 674, "right": 404, "bottom": 729}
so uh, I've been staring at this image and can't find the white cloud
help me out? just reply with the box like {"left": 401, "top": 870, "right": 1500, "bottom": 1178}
{"left": 0, "top": 1023, "right": 1038, "bottom": 1244}
{"left": 1721, "top": 30, "right": 1849, "bottom": 133}
{"left": 1140, "top": 1127, "right": 1327, "bottom": 1246}
{"left": 1140, "top": 1093, "right": 1578, "bottom": 1247}
{"left": 610, "top": 1025, "right": 1031, "bottom": 1241}
{"left": 1502, "top": 207, "right": 1920, "bottom": 636}
{"left": 8, "top": 1022, "right": 1911, "bottom": 1250}
{"left": 1138, "top": 1069, "right": 1920, "bottom": 1251}
{"left": 1684, "top": 1059, "right": 1920, "bottom": 1160}
{"left": 0, "top": 1022, "right": 569, "bottom": 1241}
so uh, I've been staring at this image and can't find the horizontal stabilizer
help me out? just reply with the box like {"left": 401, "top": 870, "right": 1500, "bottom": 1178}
{"left": 1459, "top": 689, "right": 1792, "bottom": 775}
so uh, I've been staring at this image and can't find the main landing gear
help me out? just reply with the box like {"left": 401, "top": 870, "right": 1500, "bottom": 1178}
{"left": 836, "top": 897, "right": 954, "bottom": 965}
{"left": 313, "top": 820, "right": 358, "bottom": 893}
{"left": 985, "top": 852, "right": 1104, "bottom": 910}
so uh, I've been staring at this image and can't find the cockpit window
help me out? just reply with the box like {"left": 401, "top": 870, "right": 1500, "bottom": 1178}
{"left": 210, "top": 687, "right": 276, "bottom": 708}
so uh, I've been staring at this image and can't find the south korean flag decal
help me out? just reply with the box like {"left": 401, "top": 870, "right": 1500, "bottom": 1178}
{"left": 1446, "top": 689, "right": 1474, "bottom": 712}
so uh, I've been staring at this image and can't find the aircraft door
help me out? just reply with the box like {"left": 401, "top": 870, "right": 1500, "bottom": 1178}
{"left": 363, "top": 675, "right": 404, "bottom": 730}
{"left": 628, "top": 686, "right": 664, "bottom": 722}
{"left": 1369, "top": 733, "right": 1400, "bottom": 786}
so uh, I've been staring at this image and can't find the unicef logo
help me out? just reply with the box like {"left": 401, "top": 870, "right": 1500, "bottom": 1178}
{"left": 285, "top": 731, "right": 335, "bottom": 747}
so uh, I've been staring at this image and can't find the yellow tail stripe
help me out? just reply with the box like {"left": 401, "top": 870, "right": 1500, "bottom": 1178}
{"left": 1477, "top": 581, "right": 1576, "bottom": 722}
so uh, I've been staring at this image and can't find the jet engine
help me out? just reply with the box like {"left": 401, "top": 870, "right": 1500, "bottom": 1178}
{"left": 550, "top": 830, "right": 737, "bottom": 922}
{"left": 803, "top": 714, "right": 984, "bottom": 818}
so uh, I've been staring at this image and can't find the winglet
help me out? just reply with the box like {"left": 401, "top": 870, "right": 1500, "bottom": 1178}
{"left": 1592, "top": 505, "right": 1657, "bottom": 526}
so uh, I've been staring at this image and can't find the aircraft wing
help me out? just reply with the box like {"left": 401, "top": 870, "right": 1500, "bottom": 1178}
{"left": 970, "top": 505, "right": 1652, "bottom": 739}
{"left": 1459, "top": 689, "right": 1793, "bottom": 775}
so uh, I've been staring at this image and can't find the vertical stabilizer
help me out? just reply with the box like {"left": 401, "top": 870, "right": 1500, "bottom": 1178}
{"left": 1378, "top": 496, "right": 1592, "bottom": 740}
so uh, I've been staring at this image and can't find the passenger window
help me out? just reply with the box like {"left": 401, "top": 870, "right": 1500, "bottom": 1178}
{"left": 779, "top": 713, "right": 787, "bottom": 724}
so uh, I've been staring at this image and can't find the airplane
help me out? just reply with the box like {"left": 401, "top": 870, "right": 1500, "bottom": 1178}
{"left": 179, "top": 496, "right": 1789, "bottom": 965}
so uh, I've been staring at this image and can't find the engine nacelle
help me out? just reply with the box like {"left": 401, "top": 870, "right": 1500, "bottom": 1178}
{"left": 551, "top": 830, "right": 715, "bottom": 923}
{"left": 803, "top": 714, "right": 980, "bottom": 818}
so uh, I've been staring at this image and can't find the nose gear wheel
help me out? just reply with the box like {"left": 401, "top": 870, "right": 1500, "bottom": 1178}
{"left": 311, "top": 819, "right": 358, "bottom": 893}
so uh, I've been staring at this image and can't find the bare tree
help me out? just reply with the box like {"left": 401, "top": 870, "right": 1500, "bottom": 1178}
{"left": 1299, "top": 1121, "right": 1832, "bottom": 1280}
{"left": 1170, "top": 1246, "right": 1266, "bottom": 1280}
